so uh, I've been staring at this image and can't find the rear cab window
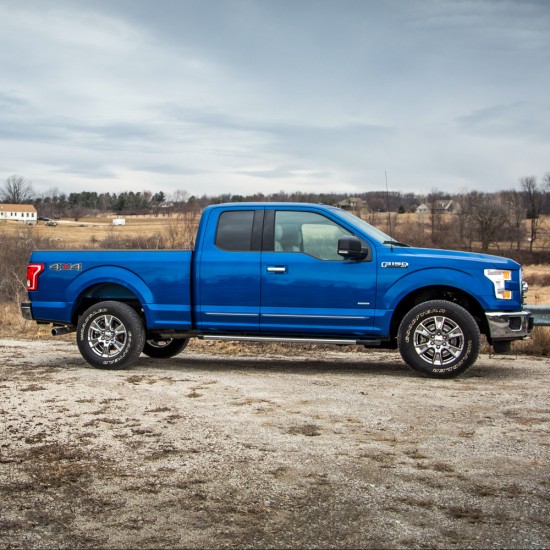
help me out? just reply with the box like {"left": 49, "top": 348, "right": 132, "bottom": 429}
{"left": 215, "top": 210, "right": 263, "bottom": 251}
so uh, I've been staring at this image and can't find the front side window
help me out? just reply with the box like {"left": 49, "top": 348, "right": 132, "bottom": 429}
{"left": 215, "top": 211, "right": 255, "bottom": 251}
{"left": 274, "top": 211, "right": 351, "bottom": 261}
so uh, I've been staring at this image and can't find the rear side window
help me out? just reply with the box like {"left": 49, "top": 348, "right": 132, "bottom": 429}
{"left": 215, "top": 211, "right": 255, "bottom": 251}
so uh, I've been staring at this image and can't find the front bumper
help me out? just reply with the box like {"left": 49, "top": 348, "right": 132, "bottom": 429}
{"left": 21, "top": 302, "right": 33, "bottom": 320}
{"left": 485, "top": 310, "right": 532, "bottom": 341}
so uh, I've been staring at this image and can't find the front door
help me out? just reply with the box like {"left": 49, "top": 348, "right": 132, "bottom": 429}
{"left": 260, "top": 209, "right": 376, "bottom": 337}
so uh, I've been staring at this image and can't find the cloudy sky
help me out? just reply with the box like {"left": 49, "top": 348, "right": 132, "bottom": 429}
{"left": 1, "top": 0, "right": 549, "bottom": 198}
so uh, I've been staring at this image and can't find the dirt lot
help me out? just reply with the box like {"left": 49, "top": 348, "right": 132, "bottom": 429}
{"left": 0, "top": 339, "right": 548, "bottom": 549}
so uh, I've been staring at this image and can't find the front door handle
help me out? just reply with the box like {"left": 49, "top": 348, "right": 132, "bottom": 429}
{"left": 266, "top": 266, "right": 287, "bottom": 273}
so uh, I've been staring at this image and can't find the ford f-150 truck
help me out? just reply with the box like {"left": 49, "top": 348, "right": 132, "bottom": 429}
{"left": 21, "top": 202, "right": 532, "bottom": 378}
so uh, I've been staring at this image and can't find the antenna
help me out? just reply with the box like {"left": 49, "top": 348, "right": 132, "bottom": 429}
{"left": 385, "top": 170, "right": 392, "bottom": 237}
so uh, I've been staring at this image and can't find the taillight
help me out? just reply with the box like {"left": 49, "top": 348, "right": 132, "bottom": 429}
{"left": 27, "top": 264, "right": 44, "bottom": 291}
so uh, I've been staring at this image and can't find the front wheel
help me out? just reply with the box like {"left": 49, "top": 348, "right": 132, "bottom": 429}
{"left": 142, "top": 338, "right": 189, "bottom": 358}
{"left": 77, "top": 301, "right": 145, "bottom": 369}
{"left": 397, "top": 300, "right": 480, "bottom": 378}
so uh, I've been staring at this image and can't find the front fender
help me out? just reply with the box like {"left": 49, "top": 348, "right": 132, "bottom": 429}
{"left": 370, "top": 267, "right": 491, "bottom": 337}
{"left": 381, "top": 267, "right": 492, "bottom": 311}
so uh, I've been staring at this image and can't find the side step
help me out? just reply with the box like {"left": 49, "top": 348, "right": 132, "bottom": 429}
{"left": 203, "top": 335, "right": 381, "bottom": 346}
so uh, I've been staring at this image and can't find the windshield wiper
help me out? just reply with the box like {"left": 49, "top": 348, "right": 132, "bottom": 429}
{"left": 383, "top": 240, "right": 410, "bottom": 247}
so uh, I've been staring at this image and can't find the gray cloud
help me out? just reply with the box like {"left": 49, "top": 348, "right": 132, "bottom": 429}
{"left": 456, "top": 102, "right": 550, "bottom": 141}
{"left": 0, "top": 0, "right": 549, "bottom": 196}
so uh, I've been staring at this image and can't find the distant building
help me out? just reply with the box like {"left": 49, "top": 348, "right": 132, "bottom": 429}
{"left": 434, "top": 199, "right": 455, "bottom": 213}
{"left": 336, "top": 198, "right": 365, "bottom": 211}
{"left": 416, "top": 203, "right": 429, "bottom": 214}
{"left": 0, "top": 204, "right": 37, "bottom": 224}
{"left": 416, "top": 200, "right": 455, "bottom": 214}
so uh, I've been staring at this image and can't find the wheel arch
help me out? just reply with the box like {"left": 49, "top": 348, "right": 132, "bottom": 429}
{"left": 389, "top": 285, "right": 488, "bottom": 342}
{"left": 71, "top": 283, "right": 143, "bottom": 325}
{"left": 66, "top": 266, "right": 153, "bottom": 326}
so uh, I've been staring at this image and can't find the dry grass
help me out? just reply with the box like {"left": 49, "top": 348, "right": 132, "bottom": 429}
{"left": 0, "top": 302, "right": 51, "bottom": 339}
{"left": 523, "top": 265, "right": 550, "bottom": 304}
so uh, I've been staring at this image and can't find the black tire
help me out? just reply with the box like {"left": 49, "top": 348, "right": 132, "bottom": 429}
{"left": 77, "top": 301, "right": 145, "bottom": 369}
{"left": 397, "top": 300, "right": 480, "bottom": 378}
{"left": 142, "top": 338, "right": 189, "bottom": 359}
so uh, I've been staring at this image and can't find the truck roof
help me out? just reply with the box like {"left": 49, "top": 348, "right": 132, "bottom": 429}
{"left": 206, "top": 202, "right": 342, "bottom": 211}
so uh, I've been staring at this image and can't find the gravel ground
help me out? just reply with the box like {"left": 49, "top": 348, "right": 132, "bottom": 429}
{"left": 0, "top": 338, "right": 548, "bottom": 549}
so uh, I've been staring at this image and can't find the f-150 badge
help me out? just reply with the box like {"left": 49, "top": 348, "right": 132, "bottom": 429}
{"left": 50, "top": 263, "right": 82, "bottom": 271}
{"left": 381, "top": 262, "right": 409, "bottom": 268}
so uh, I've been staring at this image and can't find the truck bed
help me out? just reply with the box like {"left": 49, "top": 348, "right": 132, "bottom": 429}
{"left": 27, "top": 250, "right": 193, "bottom": 330}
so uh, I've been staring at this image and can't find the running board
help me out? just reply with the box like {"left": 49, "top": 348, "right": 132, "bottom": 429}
{"left": 203, "top": 335, "right": 381, "bottom": 346}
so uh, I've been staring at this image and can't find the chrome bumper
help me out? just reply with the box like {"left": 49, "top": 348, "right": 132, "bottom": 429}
{"left": 21, "top": 302, "right": 33, "bottom": 320}
{"left": 486, "top": 310, "right": 532, "bottom": 341}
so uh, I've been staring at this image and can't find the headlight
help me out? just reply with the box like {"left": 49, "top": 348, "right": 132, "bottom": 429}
{"left": 484, "top": 269, "right": 513, "bottom": 300}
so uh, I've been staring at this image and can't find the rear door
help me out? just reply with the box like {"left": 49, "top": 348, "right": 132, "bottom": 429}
{"left": 260, "top": 208, "right": 376, "bottom": 336}
{"left": 195, "top": 208, "right": 263, "bottom": 332}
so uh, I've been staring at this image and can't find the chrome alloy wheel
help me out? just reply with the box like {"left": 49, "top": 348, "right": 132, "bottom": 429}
{"left": 88, "top": 314, "right": 128, "bottom": 358}
{"left": 413, "top": 315, "right": 465, "bottom": 366}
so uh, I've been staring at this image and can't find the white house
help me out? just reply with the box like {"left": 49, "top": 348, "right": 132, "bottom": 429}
{"left": 0, "top": 204, "right": 37, "bottom": 224}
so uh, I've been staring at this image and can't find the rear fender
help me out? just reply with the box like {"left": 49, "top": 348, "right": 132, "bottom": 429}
{"left": 68, "top": 266, "right": 153, "bottom": 322}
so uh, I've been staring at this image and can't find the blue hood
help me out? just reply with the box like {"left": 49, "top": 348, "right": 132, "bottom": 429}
{"left": 387, "top": 246, "right": 520, "bottom": 270}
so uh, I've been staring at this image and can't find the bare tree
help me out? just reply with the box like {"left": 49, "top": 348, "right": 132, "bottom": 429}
{"left": 470, "top": 192, "right": 508, "bottom": 252}
{"left": 454, "top": 193, "right": 475, "bottom": 249}
{"left": 501, "top": 190, "right": 526, "bottom": 251}
{"left": 0, "top": 175, "right": 35, "bottom": 203}
{"left": 427, "top": 188, "right": 444, "bottom": 244}
{"left": 521, "top": 176, "right": 544, "bottom": 252}
{"left": 171, "top": 189, "right": 189, "bottom": 214}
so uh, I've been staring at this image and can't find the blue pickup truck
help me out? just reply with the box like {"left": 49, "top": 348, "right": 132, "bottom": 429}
{"left": 21, "top": 202, "right": 532, "bottom": 378}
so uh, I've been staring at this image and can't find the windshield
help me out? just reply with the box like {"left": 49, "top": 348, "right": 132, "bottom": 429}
{"left": 336, "top": 209, "right": 401, "bottom": 245}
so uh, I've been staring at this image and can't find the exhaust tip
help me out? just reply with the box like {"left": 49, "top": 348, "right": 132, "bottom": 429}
{"left": 52, "top": 326, "right": 75, "bottom": 336}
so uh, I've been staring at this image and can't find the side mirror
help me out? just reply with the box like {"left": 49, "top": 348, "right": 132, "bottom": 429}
{"left": 338, "top": 235, "right": 369, "bottom": 260}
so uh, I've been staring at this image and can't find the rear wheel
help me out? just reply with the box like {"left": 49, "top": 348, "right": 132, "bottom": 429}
{"left": 143, "top": 338, "right": 189, "bottom": 358}
{"left": 398, "top": 300, "right": 480, "bottom": 378}
{"left": 77, "top": 301, "right": 145, "bottom": 369}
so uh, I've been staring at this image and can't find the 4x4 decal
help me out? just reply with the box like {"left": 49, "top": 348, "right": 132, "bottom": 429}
{"left": 49, "top": 263, "right": 82, "bottom": 271}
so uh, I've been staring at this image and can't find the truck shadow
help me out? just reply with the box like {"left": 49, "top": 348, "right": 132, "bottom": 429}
{"left": 139, "top": 354, "right": 410, "bottom": 377}
{"left": 136, "top": 353, "right": 521, "bottom": 380}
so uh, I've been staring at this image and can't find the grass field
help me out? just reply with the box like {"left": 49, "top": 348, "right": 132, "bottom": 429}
{"left": 0, "top": 216, "right": 182, "bottom": 248}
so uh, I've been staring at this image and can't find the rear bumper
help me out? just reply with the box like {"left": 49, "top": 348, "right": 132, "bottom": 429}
{"left": 485, "top": 310, "right": 532, "bottom": 341}
{"left": 21, "top": 302, "right": 33, "bottom": 321}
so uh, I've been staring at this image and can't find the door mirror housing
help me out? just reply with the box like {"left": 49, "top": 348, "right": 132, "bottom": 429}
{"left": 338, "top": 235, "right": 369, "bottom": 260}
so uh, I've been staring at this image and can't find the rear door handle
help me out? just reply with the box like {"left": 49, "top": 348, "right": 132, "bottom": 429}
{"left": 266, "top": 266, "right": 287, "bottom": 273}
